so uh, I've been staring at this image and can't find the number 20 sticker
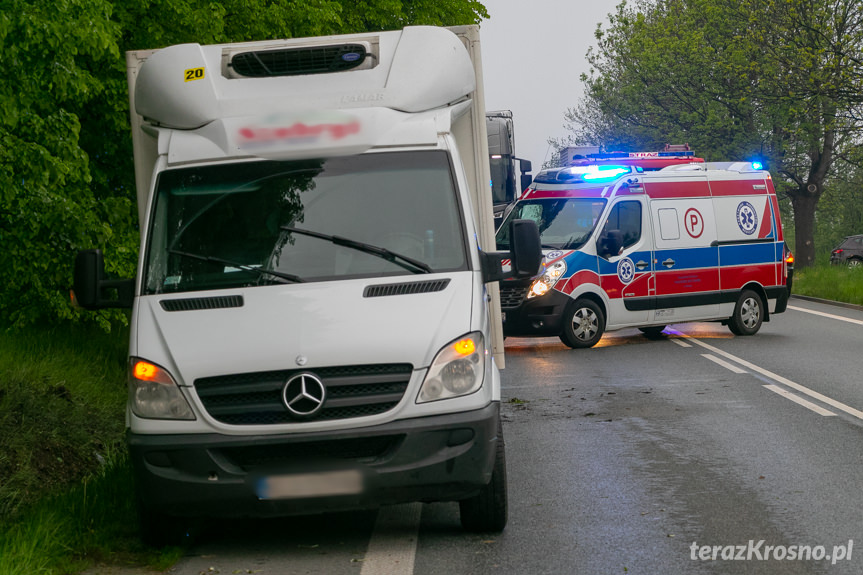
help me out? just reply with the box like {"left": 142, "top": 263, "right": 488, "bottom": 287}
{"left": 184, "top": 68, "right": 205, "bottom": 82}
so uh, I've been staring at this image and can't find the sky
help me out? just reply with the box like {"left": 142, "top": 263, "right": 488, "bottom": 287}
{"left": 478, "top": 0, "right": 621, "bottom": 170}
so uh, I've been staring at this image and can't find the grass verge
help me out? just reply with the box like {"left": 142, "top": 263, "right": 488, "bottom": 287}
{"left": 792, "top": 263, "right": 863, "bottom": 306}
{"left": 0, "top": 323, "right": 182, "bottom": 573}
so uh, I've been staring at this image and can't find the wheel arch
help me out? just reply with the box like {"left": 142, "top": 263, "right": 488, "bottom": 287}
{"left": 740, "top": 282, "right": 770, "bottom": 322}
{"left": 566, "top": 287, "right": 608, "bottom": 319}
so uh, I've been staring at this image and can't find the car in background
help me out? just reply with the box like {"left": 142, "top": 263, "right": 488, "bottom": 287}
{"left": 829, "top": 234, "right": 863, "bottom": 267}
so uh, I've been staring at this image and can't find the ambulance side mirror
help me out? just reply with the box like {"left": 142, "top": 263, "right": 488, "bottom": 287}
{"left": 598, "top": 230, "right": 623, "bottom": 259}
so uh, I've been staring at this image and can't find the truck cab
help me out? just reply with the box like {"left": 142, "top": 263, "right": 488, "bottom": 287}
{"left": 73, "top": 26, "right": 541, "bottom": 544}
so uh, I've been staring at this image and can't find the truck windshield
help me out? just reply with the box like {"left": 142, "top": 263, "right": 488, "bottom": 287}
{"left": 143, "top": 151, "right": 467, "bottom": 294}
{"left": 495, "top": 198, "right": 606, "bottom": 251}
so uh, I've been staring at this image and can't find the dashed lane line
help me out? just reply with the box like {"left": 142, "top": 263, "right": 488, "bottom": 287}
{"left": 670, "top": 331, "right": 862, "bottom": 420}
{"left": 763, "top": 384, "right": 837, "bottom": 417}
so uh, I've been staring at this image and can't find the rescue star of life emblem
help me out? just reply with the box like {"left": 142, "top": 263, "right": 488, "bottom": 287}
{"left": 617, "top": 257, "right": 635, "bottom": 284}
{"left": 736, "top": 201, "right": 758, "bottom": 235}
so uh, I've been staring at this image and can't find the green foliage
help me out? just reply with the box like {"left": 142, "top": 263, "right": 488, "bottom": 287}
{"left": 793, "top": 264, "right": 863, "bottom": 306}
{"left": 0, "top": 323, "right": 128, "bottom": 520}
{"left": 0, "top": 0, "right": 132, "bottom": 328}
{"left": 0, "top": 0, "right": 488, "bottom": 328}
{"left": 559, "top": 0, "right": 863, "bottom": 268}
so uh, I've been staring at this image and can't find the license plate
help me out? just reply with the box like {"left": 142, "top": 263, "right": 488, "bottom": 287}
{"left": 256, "top": 469, "right": 364, "bottom": 500}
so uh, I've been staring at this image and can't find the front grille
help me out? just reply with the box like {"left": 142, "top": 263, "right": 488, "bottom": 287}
{"left": 499, "top": 286, "right": 529, "bottom": 308}
{"left": 195, "top": 364, "right": 412, "bottom": 425}
{"left": 218, "top": 435, "right": 403, "bottom": 470}
{"left": 230, "top": 44, "right": 368, "bottom": 77}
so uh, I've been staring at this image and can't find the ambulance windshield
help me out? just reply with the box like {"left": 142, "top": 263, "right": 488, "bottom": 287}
{"left": 143, "top": 151, "right": 467, "bottom": 294}
{"left": 496, "top": 198, "right": 607, "bottom": 251}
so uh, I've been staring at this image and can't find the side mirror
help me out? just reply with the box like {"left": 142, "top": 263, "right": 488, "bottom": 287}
{"left": 481, "top": 219, "right": 542, "bottom": 282}
{"left": 517, "top": 158, "right": 533, "bottom": 192}
{"left": 520, "top": 173, "right": 533, "bottom": 193}
{"left": 73, "top": 249, "right": 134, "bottom": 309}
{"left": 598, "top": 230, "right": 623, "bottom": 259}
{"left": 509, "top": 219, "right": 542, "bottom": 277}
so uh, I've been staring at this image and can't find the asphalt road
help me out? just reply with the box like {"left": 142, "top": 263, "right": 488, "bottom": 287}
{"left": 155, "top": 296, "right": 863, "bottom": 575}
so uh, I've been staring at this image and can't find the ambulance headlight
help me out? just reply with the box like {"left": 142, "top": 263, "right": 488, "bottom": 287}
{"left": 129, "top": 359, "right": 195, "bottom": 420}
{"left": 417, "top": 333, "right": 485, "bottom": 403}
{"left": 527, "top": 260, "right": 566, "bottom": 299}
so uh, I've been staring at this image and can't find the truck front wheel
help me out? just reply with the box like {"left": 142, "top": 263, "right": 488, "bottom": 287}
{"left": 138, "top": 499, "right": 193, "bottom": 547}
{"left": 459, "top": 421, "right": 508, "bottom": 533}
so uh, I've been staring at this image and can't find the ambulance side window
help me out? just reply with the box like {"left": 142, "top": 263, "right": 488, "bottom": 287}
{"left": 598, "top": 201, "right": 642, "bottom": 258}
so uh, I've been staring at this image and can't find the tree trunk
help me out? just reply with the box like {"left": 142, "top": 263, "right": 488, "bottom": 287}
{"left": 789, "top": 188, "right": 821, "bottom": 268}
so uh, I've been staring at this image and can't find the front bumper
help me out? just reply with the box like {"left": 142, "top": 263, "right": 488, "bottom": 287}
{"left": 128, "top": 402, "right": 500, "bottom": 518}
{"left": 500, "top": 282, "right": 570, "bottom": 337}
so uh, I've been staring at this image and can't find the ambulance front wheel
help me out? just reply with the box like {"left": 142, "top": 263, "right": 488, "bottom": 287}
{"left": 728, "top": 289, "right": 763, "bottom": 336}
{"left": 560, "top": 298, "right": 605, "bottom": 348}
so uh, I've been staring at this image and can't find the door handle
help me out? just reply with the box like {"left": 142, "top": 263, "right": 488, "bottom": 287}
{"left": 636, "top": 260, "right": 649, "bottom": 270}
{"left": 663, "top": 258, "right": 675, "bottom": 268}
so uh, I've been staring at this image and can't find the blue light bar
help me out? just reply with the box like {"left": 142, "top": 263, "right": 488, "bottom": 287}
{"left": 581, "top": 165, "right": 631, "bottom": 181}
{"left": 751, "top": 161, "right": 764, "bottom": 170}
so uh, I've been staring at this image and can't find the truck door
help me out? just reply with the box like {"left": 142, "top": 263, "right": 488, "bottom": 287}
{"left": 649, "top": 195, "right": 720, "bottom": 322}
{"left": 596, "top": 197, "right": 652, "bottom": 327}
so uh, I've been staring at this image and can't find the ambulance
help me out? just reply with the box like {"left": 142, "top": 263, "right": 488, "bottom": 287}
{"left": 495, "top": 159, "right": 791, "bottom": 347}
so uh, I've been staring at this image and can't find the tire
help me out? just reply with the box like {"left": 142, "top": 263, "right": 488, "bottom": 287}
{"left": 559, "top": 299, "right": 605, "bottom": 348}
{"left": 460, "top": 420, "right": 508, "bottom": 533}
{"left": 848, "top": 258, "right": 862, "bottom": 269}
{"left": 638, "top": 325, "right": 666, "bottom": 339}
{"left": 728, "top": 289, "right": 763, "bottom": 336}
{"left": 138, "top": 500, "right": 193, "bottom": 547}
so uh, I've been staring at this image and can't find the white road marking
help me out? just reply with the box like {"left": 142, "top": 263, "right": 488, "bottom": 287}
{"left": 671, "top": 331, "right": 863, "bottom": 420}
{"left": 763, "top": 385, "right": 836, "bottom": 416}
{"left": 670, "top": 338, "right": 692, "bottom": 348}
{"left": 788, "top": 305, "right": 863, "bottom": 326}
{"left": 360, "top": 502, "right": 422, "bottom": 575}
{"left": 701, "top": 354, "right": 747, "bottom": 374}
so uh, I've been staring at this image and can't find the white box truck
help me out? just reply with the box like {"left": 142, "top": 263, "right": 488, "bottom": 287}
{"left": 73, "top": 25, "right": 541, "bottom": 544}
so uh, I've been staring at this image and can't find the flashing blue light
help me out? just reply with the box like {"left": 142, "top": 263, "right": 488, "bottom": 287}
{"left": 581, "top": 165, "right": 630, "bottom": 182}
{"left": 751, "top": 161, "right": 764, "bottom": 170}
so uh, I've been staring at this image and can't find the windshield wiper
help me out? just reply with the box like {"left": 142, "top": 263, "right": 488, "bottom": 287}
{"left": 168, "top": 249, "right": 304, "bottom": 283}
{"left": 280, "top": 226, "right": 433, "bottom": 274}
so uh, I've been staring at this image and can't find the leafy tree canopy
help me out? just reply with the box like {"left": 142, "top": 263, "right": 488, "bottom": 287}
{"left": 0, "top": 0, "right": 488, "bottom": 328}
{"left": 558, "top": 0, "right": 863, "bottom": 267}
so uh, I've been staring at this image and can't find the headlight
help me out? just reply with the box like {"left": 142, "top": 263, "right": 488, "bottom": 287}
{"left": 527, "top": 260, "right": 566, "bottom": 299}
{"left": 128, "top": 358, "right": 195, "bottom": 420}
{"left": 417, "top": 332, "right": 485, "bottom": 403}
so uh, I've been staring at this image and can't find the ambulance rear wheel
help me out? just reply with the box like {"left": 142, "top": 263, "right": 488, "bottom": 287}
{"left": 639, "top": 325, "right": 666, "bottom": 339}
{"left": 560, "top": 299, "right": 605, "bottom": 348}
{"left": 728, "top": 289, "right": 763, "bottom": 336}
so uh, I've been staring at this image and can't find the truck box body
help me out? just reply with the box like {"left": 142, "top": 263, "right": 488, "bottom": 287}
{"left": 496, "top": 162, "right": 791, "bottom": 347}
{"left": 83, "top": 25, "right": 541, "bottom": 540}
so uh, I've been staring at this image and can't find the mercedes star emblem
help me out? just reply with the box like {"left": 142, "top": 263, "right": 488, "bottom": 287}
{"left": 282, "top": 373, "right": 326, "bottom": 419}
